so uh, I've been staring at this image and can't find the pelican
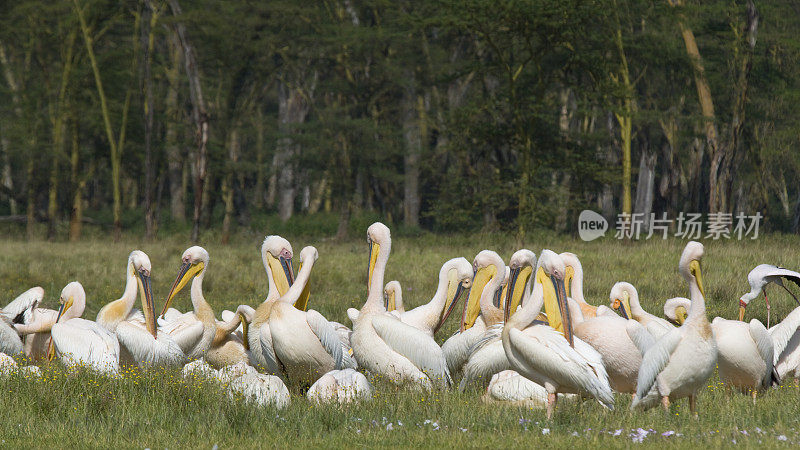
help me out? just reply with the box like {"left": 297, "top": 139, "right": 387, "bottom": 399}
{"left": 96, "top": 250, "right": 184, "bottom": 368}
{"left": 351, "top": 222, "right": 451, "bottom": 390}
{"left": 204, "top": 305, "right": 254, "bottom": 369}
{"left": 158, "top": 246, "right": 217, "bottom": 361}
{"left": 631, "top": 241, "right": 717, "bottom": 416}
{"left": 766, "top": 304, "right": 800, "bottom": 387}
{"left": 663, "top": 297, "right": 690, "bottom": 325}
{"left": 49, "top": 282, "right": 121, "bottom": 375}
{"left": 228, "top": 372, "right": 291, "bottom": 409}
{"left": 739, "top": 264, "right": 800, "bottom": 327}
{"left": 249, "top": 236, "right": 294, "bottom": 372}
{"left": 264, "top": 245, "right": 356, "bottom": 384}
{"left": 393, "top": 258, "right": 472, "bottom": 336}
{"left": 11, "top": 288, "right": 69, "bottom": 360}
{"left": 307, "top": 368, "right": 374, "bottom": 403}
{"left": 443, "top": 250, "right": 508, "bottom": 377}
{"left": 502, "top": 250, "right": 613, "bottom": 419}
{"left": 609, "top": 282, "right": 677, "bottom": 338}
{"left": 384, "top": 281, "right": 405, "bottom": 313}
{"left": 1, "top": 287, "right": 44, "bottom": 355}
{"left": 561, "top": 252, "right": 599, "bottom": 319}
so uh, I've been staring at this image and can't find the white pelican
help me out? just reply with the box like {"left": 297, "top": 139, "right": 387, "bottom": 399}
{"left": 307, "top": 368, "right": 374, "bottom": 403}
{"left": 351, "top": 222, "right": 451, "bottom": 390}
{"left": 11, "top": 288, "right": 70, "bottom": 360}
{"left": 631, "top": 241, "right": 717, "bottom": 416}
{"left": 96, "top": 250, "right": 185, "bottom": 368}
{"left": 739, "top": 264, "right": 800, "bottom": 327}
{"left": 49, "top": 282, "right": 121, "bottom": 375}
{"left": 265, "top": 245, "right": 356, "bottom": 384}
{"left": 766, "top": 304, "right": 800, "bottom": 387}
{"left": 384, "top": 281, "right": 405, "bottom": 313}
{"left": 609, "top": 282, "right": 677, "bottom": 338}
{"left": 393, "top": 258, "right": 472, "bottom": 336}
{"left": 249, "top": 235, "right": 294, "bottom": 372}
{"left": 502, "top": 250, "right": 613, "bottom": 419}
{"left": 228, "top": 371, "right": 291, "bottom": 409}
{"left": 561, "top": 252, "right": 600, "bottom": 319}
{"left": 663, "top": 297, "right": 691, "bottom": 325}
{"left": 1, "top": 287, "right": 44, "bottom": 355}
{"left": 442, "top": 250, "right": 508, "bottom": 378}
{"left": 204, "top": 305, "right": 254, "bottom": 369}
{"left": 158, "top": 246, "right": 217, "bottom": 361}
{"left": 483, "top": 370, "right": 578, "bottom": 408}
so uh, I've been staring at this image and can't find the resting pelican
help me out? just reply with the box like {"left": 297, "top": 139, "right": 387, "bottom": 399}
{"left": 384, "top": 281, "right": 405, "bottom": 313}
{"left": 264, "top": 245, "right": 356, "bottom": 384}
{"left": 561, "top": 252, "right": 599, "bottom": 319}
{"left": 204, "top": 305, "right": 254, "bottom": 369}
{"left": 663, "top": 297, "right": 690, "bottom": 325}
{"left": 1, "top": 287, "right": 44, "bottom": 355}
{"left": 96, "top": 250, "right": 184, "bottom": 368}
{"left": 739, "top": 264, "right": 800, "bottom": 328}
{"left": 443, "top": 251, "right": 507, "bottom": 377}
{"left": 158, "top": 246, "right": 217, "bottom": 361}
{"left": 631, "top": 241, "right": 717, "bottom": 416}
{"left": 502, "top": 250, "right": 613, "bottom": 419}
{"left": 307, "top": 369, "right": 374, "bottom": 403}
{"left": 393, "top": 258, "right": 472, "bottom": 336}
{"left": 11, "top": 288, "right": 72, "bottom": 360}
{"left": 50, "top": 282, "right": 121, "bottom": 375}
{"left": 351, "top": 222, "right": 451, "bottom": 390}
{"left": 228, "top": 372, "right": 291, "bottom": 409}
{"left": 609, "top": 282, "right": 677, "bottom": 338}
{"left": 249, "top": 236, "right": 294, "bottom": 372}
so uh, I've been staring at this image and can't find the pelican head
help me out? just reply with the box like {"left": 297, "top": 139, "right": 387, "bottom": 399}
{"left": 48, "top": 281, "right": 87, "bottom": 361}
{"left": 129, "top": 250, "right": 156, "bottom": 338}
{"left": 261, "top": 235, "right": 294, "bottom": 297}
{"left": 679, "top": 241, "right": 706, "bottom": 311}
{"left": 664, "top": 297, "right": 691, "bottom": 326}
{"left": 162, "top": 246, "right": 210, "bottom": 317}
{"left": 504, "top": 249, "right": 536, "bottom": 318}
{"left": 384, "top": 281, "right": 402, "bottom": 312}
{"left": 535, "top": 250, "right": 573, "bottom": 346}
{"left": 609, "top": 282, "right": 635, "bottom": 320}
{"left": 434, "top": 257, "right": 473, "bottom": 335}
{"left": 367, "top": 222, "right": 391, "bottom": 289}
{"left": 559, "top": 252, "right": 582, "bottom": 299}
{"left": 462, "top": 250, "right": 504, "bottom": 332}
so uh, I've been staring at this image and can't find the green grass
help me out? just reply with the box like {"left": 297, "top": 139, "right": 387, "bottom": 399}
{"left": 2, "top": 231, "right": 800, "bottom": 448}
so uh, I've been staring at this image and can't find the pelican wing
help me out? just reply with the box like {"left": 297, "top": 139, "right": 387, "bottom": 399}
{"left": 1, "top": 287, "right": 42, "bottom": 325}
{"left": 769, "top": 304, "right": 800, "bottom": 363}
{"left": 632, "top": 328, "right": 682, "bottom": 409}
{"left": 595, "top": 305, "right": 618, "bottom": 317}
{"left": 508, "top": 326, "right": 613, "bottom": 408}
{"left": 0, "top": 316, "right": 23, "bottom": 355}
{"left": 371, "top": 314, "right": 451, "bottom": 387}
{"left": 459, "top": 338, "right": 508, "bottom": 391}
{"left": 625, "top": 320, "right": 656, "bottom": 356}
{"left": 158, "top": 312, "right": 205, "bottom": 354}
{"left": 51, "top": 318, "right": 120, "bottom": 375}
{"left": 116, "top": 320, "right": 186, "bottom": 367}
{"left": 257, "top": 323, "right": 285, "bottom": 379}
{"left": 306, "top": 309, "right": 357, "bottom": 370}
{"left": 645, "top": 320, "right": 672, "bottom": 339}
{"left": 749, "top": 319, "right": 778, "bottom": 387}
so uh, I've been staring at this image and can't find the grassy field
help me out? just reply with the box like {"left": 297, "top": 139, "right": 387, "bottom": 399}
{"left": 2, "top": 229, "right": 800, "bottom": 448}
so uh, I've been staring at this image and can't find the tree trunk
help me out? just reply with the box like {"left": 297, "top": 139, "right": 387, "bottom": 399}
{"left": 402, "top": 73, "right": 422, "bottom": 228}
{"left": 634, "top": 147, "right": 657, "bottom": 229}
{"left": 25, "top": 153, "right": 35, "bottom": 240}
{"left": 169, "top": 0, "right": 209, "bottom": 243}
{"left": 142, "top": 1, "right": 159, "bottom": 239}
{"left": 275, "top": 80, "right": 311, "bottom": 222}
{"left": 165, "top": 33, "right": 184, "bottom": 222}
{"left": 68, "top": 122, "right": 89, "bottom": 241}
{"left": 253, "top": 108, "right": 266, "bottom": 208}
{"left": 0, "top": 144, "right": 13, "bottom": 214}
{"left": 221, "top": 126, "right": 239, "bottom": 244}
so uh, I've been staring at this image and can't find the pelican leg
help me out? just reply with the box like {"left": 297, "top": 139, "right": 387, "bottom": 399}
{"left": 546, "top": 393, "right": 557, "bottom": 420}
{"left": 751, "top": 389, "right": 757, "bottom": 405}
{"left": 689, "top": 395, "right": 698, "bottom": 418}
{"left": 661, "top": 395, "right": 670, "bottom": 412}
{"left": 764, "top": 291, "right": 771, "bottom": 328}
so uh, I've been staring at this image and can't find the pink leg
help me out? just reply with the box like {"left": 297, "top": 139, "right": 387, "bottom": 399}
{"left": 546, "top": 393, "right": 557, "bottom": 420}
{"left": 764, "top": 291, "right": 771, "bottom": 327}
{"left": 661, "top": 395, "right": 670, "bottom": 412}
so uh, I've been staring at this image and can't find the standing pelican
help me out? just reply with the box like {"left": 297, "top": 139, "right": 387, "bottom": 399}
{"left": 96, "top": 250, "right": 184, "bottom": 368}
{"left": 49, "top": 282, "right": 121, "bottom": 375}
{"left": 394, "top": 258, "right": 472, "bottom": 336}
{"left": 158, "top": 246, "right": 217, "bottom": 361}
{"left": 739, "top": 264, "right": 800, "bottom": 328}
{"left": 631, "top": 241, "right": 717, "bottom": 416}
{"left": 384, "top": 281, "right": 405, "bottom": 313}
{"left": 609, "top": 282, "right": 677, "bottom": 338}
{"left": 266, "top": 246, "right": 357, "bottom": 385}
{"left": 351, "top": 222, "right": 451, "bottom": 390}
{"left": 502, "top": 250, "right": 613, "bottom": 419}
{"left": 1, "top": 287, "right": 45, "bottom": 355}
{"left": 249, "top": 236, "right": 294, "bottom": 372}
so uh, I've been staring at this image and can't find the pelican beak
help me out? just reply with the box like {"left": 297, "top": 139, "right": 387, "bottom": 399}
{"left": 739, "top": 299, "right": 746, "bottom": 322}
{"left": 552, "top": 274, "right": 573, "bottom": 347}
{"left": 564, "top": 265, "right": 574, "bottom": 298}
{"left": 494, "top": 283, "right": 505, "bottom": 308}
{"left": 613, "top": 291, "right": 632, "bottom": 319}
{"left": 367, "top": 241, "right": 380, "bottom": 289}
{"left": 690, "top": 259, "right": 706, "bottom": 299}
{"left": 293, "top": 262, "right": 311, "bottom": 311}
{"left": 46, "top": 297, "right": 72, "bottom": 362}
{"left": 162, "top": 261, "right": 204, "bottom": 317}
{"left": 136, "top": 268, "right": 157, "bottom": 339}
{"left": 505, "top": 266, "right": 532, "bottom": 320}
{"left": 239, "top": 312, "right": 250, "bottom": 351}
{"left": 676, "top": 305, "right": 688, "bottom": 325}
{"left": 461, "top": 265, "right": 496, "bottom": 331}
{"left": 47, "top": 337, "right": 56, "bottom": 362}
{"left": 504, "top": 267, "right": 520, "bottom": 322}
{"left": 385, "top": 289, "right": 396, "bottom": 312}
{"left": 435, "top": 271, "right": 467, "bottom": 335}
{"left": 267, "top": 253, "right": 293, "bottom": 297}
{"left": 538, "top": 267, "right": 561, "bottom": 332}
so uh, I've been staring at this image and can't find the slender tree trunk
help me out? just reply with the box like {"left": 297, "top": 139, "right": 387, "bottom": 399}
{"left": 169, "top": 0, "right": 209, "bottom": 242}
{"left": 142, "top": 1, "right": 160, "bottom": 239}
{"left": 164, "top": 34, "right": 184, "bottom": 222}
{"left": 0, "top": 144, "right": 13, "bottom": 214}
{"left": 275, "top": 80, "right": 311, "bottom": 222}
{"left": 68, "top": 121, "right": 90, "bottom": 241}
{"left": 634, "top": 146, "right": 657, "bottom": 229}
{"left": 221, "top": 126, "right": 239, "bottom": 244}
{"left": 0, "top": 42, "right": 20, "bottom": 216}
{"left": 401, "top": 72, "right": 422, "bottom": 228}
{"left": 25, "top": 149, "right": 35, "bottom": 240}
{"left": 253, "top": 108, "right": 266, "bottom": 209}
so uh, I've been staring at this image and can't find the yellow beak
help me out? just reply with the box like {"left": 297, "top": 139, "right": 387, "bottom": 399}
{"left": 384, "top": 289, "right": 396, "bottom": 312}
{"left": 564, "top": 265, "right": 574, "bottom": 299}
{"left": 505, "top": 266, "right": 533, "bottom": 320}
{"left": 738, "top": 304, "right": 746, "bottom": 322}
{"left": 368, "top": 241, "right": 380, "bottom": 289}
{"left": 137, "top": 269, "right": 157, "bottom": 339}
{"left": 435, "top": 271, "right": 467, "bottom": 335}
{"left": 690, "top": 259, "right": 706, "bottom": 299}
{"left": 539, "top": 267, "right": 573, "bottom": 347}
{"left": 267, "top": 254, "right": 293, "bottom": 297}
{"left": 461, "top": 265, "right": 496, "bottom": 332}
{"left": 293, "top": 262, "right": 311, "bottom": 311}
{"left": 676, "top": 305, "right": 688, "bottom": 325}
{"left": 239, "top": 312, "right": 250, "bottom": 351}
{"left": 162, "top": 261, "right": 205, "bottom": 317}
